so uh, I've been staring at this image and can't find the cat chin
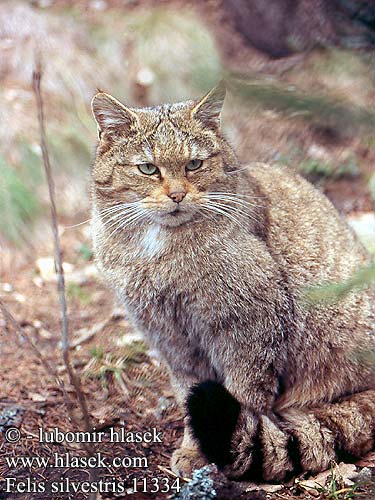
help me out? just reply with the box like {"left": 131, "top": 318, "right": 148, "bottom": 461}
{"left": 152, "top": 211, "right": 196, "bottom": 228}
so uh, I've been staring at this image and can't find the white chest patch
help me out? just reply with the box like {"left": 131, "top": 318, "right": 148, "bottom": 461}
{"left": 139, "top": 225, "right": 165, "bottom": 259}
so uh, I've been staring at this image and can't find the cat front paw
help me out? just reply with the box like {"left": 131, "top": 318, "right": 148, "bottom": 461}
{"left": 171, "top": 446, "right": 208, "bottom": 478}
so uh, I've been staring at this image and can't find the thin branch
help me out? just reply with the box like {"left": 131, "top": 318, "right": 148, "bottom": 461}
{"left": 31, "top": 57, "right": 99, "bottom": 500}
{"left": 32, "top": 58, "right": 92, "bottom": 434}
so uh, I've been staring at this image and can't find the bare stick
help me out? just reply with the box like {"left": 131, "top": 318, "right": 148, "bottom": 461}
{"left": 32, "top": 58, "right": 91, "bottom": 433}
{"left": 31, "top": 57, "right": 98, "bottom": 499}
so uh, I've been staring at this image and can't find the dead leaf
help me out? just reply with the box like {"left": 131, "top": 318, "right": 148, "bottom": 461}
{"left": 70, "top": 319, "right": 108, "bottom": 348}
{"left": 356, "top": 452, "right": 375, "bottom": 468}
{"left": 245, "top": 482, "right": 283, "bottom": 493}
{"left": 28, "top": 392, "right": 47, "bottom": 402}
{"left": 297, "top": 462, "right": 359, "bottom": 494}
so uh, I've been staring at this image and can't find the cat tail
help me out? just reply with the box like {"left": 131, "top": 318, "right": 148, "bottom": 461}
{"left": 187, "top": 381, "right": 375, "bottom": 481}
{"left": 186, "top": 381, "right": 241, "bottom": 468}
{"left": 186, "top": 380, "right": 295, "bottom": 481}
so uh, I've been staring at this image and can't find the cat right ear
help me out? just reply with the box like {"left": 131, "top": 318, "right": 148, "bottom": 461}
{"left": 191, "top": 81, "right": 226, "bottom": 130}
{"left": 91, "top": 93, "right": 138, "bottom": 139}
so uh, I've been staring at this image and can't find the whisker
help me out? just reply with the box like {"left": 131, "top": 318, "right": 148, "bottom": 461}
{"left": 98, "top": 201, "right": 141, "bottom": 216}
{"left": 198, "top": 209, "right": 239, "bottom": 254}
{"left": 207, "top": 200, "right": 254, "bottom": 221}
{"left": 63, "top": 218, "right": 92, "bottom": 229}
{"left": 206, "top": 194, "right": 266, "bottom": 210}
{"left": 112, "top": 211, "right": 149, "bottom": 235}
{"left": 102, "top": 210, "right": 149, "bottom": 246}
{"left": 207, "top": 191, "right": 266, "bottom": 202}
{"left": 201, "top": 204, "right": 244, "bottom": 229}
{"left": 102, "top": 208, "right": 144, "bottom": 233}
{"left": 204, "top": 196, "right": 262, "bottom": 226}
{"left": 226, "top": 166, "right": 249, "bottom": 176}
{"left": 98, "top": 203, "right": 143, "bottom": 226}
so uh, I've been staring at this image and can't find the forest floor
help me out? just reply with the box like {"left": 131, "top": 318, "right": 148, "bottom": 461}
{"left": 1, "top": 1, "right": 375, "bottom": 499}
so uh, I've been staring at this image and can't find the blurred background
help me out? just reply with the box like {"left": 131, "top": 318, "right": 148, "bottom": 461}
{"left": 1, "top": 0, "right": 374, "bottom": 258}
{"left": 0, "top": 2, "right": 375, "bottom": 497}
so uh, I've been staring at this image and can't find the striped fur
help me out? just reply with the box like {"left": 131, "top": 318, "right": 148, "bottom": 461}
{"left": 91, "top": 84, "right": 375, "bottom": 482}
{"left": 188, "top": 382, "right": 375, "bottom": 481}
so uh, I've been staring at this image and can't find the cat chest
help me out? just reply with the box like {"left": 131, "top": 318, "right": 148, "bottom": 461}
{"left": 124, "top": 258, "right": 202, "bottom": 315}
{"left": 120, "top": 248, "right": 217, "bottom": 334}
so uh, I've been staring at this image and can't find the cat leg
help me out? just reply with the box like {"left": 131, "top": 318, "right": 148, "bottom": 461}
{"left": 258, "top": 414, "right": 294, "bottom": 481}
{"left": 225, "top": 409, "right": 335, "bottom": 481}
{"left": 220, "top": 344, "right": 287, "bottom": 479}
{"left": 186, "top": 381, "right": 291, "bottom": 481}
{"left": 274, "top": 390, "right": 375, "bottom": 480}
{"left": 312, "top": 389, "right": 375, "bottom": 458}
{"left": 171, "top": 418, "right": 208, "bottom": 478}
{"left": 279, "top": 409, "right": 336, "bottom": 476}
{"left": 168, "top": 371, "right": 210, "bottom": 477}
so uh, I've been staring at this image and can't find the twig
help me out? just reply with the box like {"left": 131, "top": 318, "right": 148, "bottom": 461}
{"left": 31, "top": 56, "right": 98, "bottom": 499}
{"left": 32, "top": 57, "right": 91, "bottom": 433}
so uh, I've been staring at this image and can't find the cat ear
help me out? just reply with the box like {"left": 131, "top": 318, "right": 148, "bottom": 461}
{"left": 191, "top": 81, "right": 226, "bottom": 130}
{"left": 91, "top": 92, "right": 138, "bottom": 138}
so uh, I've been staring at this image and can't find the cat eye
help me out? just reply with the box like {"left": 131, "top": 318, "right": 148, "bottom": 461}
{"left": 138, "top": 163, "right": 159, "bottom": 175}
{"left": 186, "top": 159, "right": 203, "bottom": 172}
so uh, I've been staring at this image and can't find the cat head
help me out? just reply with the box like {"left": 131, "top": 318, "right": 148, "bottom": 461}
{"left": 91, "top": 82, "right": 239, "bottom": 228}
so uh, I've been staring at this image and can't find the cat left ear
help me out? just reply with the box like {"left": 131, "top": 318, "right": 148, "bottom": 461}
{"left": 91, "top": 92, "right": 138, "bottom": 139}
{"left": 191, "top": 81, "right": 226, "bottom": 130}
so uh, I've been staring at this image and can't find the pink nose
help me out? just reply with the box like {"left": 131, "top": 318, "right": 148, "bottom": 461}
{"left": 168, "top": 191, "right": 186, "bottom": 203}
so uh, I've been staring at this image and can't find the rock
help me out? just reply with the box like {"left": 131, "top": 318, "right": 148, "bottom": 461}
{"left": 13, "top": 292, "right": 25, "bottom": 303}
{"left": 174, "top": 464, "right": 243, "bottom": 500}
{"left": 28, "top": 392, "right": 47, "bottom": 402}
{"left": 348, "top": 212, "right": 375, "bottom": 253}
{"left": 1, "top": 283, "right": 13, "bottom": 293}
{"left": 307, "top": 144, "right": 331, "bottom": 162}
{"left": 357, "top": 451, "right": 375, "bottom": 468}
{"left": 136, "top": 67, "right": 155, "bottom": 86}
{"left": 36, "top": 257, "right": 74, "bottom": 282}
{"left": 0, "top": 404, "right": 24, "bottom": 432}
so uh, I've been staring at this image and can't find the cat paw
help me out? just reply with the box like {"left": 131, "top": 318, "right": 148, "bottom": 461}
{"left": 171, "top": 446, "right": 208, "bottom": 478}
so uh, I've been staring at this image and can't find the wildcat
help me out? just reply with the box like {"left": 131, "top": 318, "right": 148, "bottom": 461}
{"left": 90, "top": 83, "right": 375, "bottom": 481}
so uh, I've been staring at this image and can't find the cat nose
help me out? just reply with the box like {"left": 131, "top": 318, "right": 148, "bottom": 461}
{"left": 168, "top": 191, "right": 186, "bottom": 203}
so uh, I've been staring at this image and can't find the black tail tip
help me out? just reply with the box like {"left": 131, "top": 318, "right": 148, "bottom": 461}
{"left": 186, "top": 381, "right": 241, "bottom": 468}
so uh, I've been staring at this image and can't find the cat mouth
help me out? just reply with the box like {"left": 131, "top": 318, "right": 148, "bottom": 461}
{"left": 169, "top": 208, "right": 181, "bottom": 216}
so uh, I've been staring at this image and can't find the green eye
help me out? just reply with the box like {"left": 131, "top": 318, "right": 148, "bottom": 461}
{"left": 138, "top": 163, "right": 158, "bottom": 175}
{"left": 186, "top": 159, "right": 203, "bottom": 171}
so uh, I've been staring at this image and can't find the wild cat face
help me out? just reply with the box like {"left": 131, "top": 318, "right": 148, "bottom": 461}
{"left": 91, "top": 83, "right": 239, "bottom": 229}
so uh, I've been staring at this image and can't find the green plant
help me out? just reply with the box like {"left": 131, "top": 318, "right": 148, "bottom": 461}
{"left": 299, "top": 464, "right": 360, "bottom": 499}
{"left": 228, "top": 77, "right": 375, "bottom": 133}
{"left": 0, "top": 155, "right": 40, "bottom": 244}
{"left": 77, "top": 243, "right": 93, "bottom": 261}
{"left": 299, "top": 157, "right": 360, "bottom": 180}
{"left": 303, "top": 264, "right": 375, "bottom": 306}
{"left": 369, "top": 172, "right": 375, "bottom": 205}
{"left": 84, "top": 342, "right": 147, "bottom": 394}
{"left": 67, "top": 282, "right": 91, "bottom": 304}
{"left": 299, "top": 159, "right": 335, "bottom": 178}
